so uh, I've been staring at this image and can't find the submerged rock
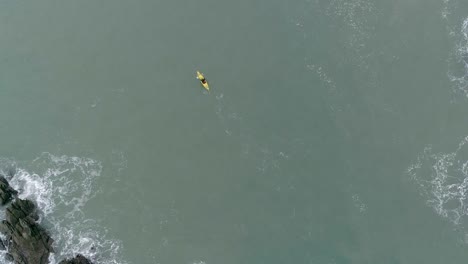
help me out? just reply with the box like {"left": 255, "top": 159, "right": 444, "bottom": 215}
{"left": 58, "top": 254, "right": 93, "bottom": 264}
{"left": 0, "top": 237, "right": 5, "bottom": 251}
{"left": 0, "top": 198, "right": 53, "bottom": 264}
{"left": 0, "top": 176, "right": 17, "bottom": 206}
{"left": 4, "top": 167, "right": 16, "bottom": 181}
{"left": 5, "top": 252, "right": 13, "bottom": 262}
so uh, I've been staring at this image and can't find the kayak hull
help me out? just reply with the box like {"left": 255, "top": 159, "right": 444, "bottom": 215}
{"left": 196, "top": 71, "right": 210, "bottom": 91}
{"left": 201, "top": 82, "right": 210, "bottom": 91}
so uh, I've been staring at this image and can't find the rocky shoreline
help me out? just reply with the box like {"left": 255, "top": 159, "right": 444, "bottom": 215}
{"left": 0, "top": 174, "right": 93, "bottom": 264}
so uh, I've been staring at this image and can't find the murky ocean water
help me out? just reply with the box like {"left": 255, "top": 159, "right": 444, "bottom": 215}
{"left": 1, "top": 0, "right": 468, "bottom": 263}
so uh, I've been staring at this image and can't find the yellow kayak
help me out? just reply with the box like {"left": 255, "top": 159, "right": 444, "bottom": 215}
{"left": 196, "top": 71, "right": 210, "bottom": 91}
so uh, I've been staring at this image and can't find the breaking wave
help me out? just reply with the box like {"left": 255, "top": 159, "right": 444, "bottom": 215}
{"left": 0, "top": 153, "right": 128, "bottom": 264}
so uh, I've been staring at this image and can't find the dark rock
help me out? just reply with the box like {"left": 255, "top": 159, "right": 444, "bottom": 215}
{"left": 0, "top": 220, "right": 13, "bottom": 235}
{"left": 58, "top": 254, "right": 93, "bottom": 264}
{"left": 6, "top": 199, "right": 36, "bottom": 225}
{"left": 0, "top": 198, "right": 53, "bottom": 264}
{"left": 0, "top": 176, "right": 17, "bottom": 206}
{"left": 0, "top": 176, "right": 93, "bottom": 264}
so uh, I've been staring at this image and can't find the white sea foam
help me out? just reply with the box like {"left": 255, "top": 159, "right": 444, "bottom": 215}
{"left": 0, "top": 153, "right": 128, "bottom": 264}
{"left": 326, "top": 0, "right": 377, "bottom": 70}
{"left": 446, "top": 16, "right": 468, "bottom": 98}
{"left": 408, "top": 136, "right": 468, "bottom": 226}
{"left": 351, "top": 193, "right": 367, "bottom": 213}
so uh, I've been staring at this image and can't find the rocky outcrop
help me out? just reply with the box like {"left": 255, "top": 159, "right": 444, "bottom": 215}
{"left": 0, "top": 199, "right": 53, "bottom": 264}
{"left": 0, "top": 176, "right": 17, "bottom": 205}
{"left": 0, "top": 171, "right": 94, "bottom": 264}
{"left": 58, "top": 254, "right": 93, "bottom": 264}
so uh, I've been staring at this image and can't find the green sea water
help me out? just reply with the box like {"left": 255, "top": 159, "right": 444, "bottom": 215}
{"left": 1, "top": 0, "right": 468, "bottom": 263}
